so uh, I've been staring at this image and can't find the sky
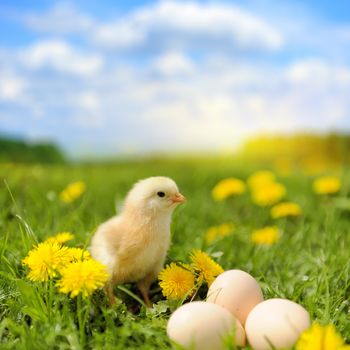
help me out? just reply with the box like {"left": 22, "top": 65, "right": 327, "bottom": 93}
{"left": 0, "top": 0, "right": 350, "bottom": 157}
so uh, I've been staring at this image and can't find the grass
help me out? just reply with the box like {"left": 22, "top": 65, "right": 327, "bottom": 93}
{"left": 0, "top": 159, "right": 349, "bottom": 349}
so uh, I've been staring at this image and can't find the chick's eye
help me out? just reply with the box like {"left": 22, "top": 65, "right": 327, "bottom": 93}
{"left": 157, "top": 191, "right": 165, "bottom": 198}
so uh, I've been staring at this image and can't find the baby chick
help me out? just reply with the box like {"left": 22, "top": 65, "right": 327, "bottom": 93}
{"left": 90, "top": 176, "right": 185, "bottom": 307}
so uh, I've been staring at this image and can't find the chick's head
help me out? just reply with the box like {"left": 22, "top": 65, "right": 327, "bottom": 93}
{"left": 124, "top": 176, "right": 185, "bottom": 214}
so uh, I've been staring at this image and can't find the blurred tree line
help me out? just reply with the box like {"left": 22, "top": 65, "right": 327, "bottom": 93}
{"left": 238, "top": 133, "right": 350, "bottom": 174}
{"left": 0, "top": 137, "right": 65, "bottom": 163}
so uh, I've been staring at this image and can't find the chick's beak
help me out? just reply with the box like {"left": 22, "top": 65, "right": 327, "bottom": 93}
{"left": 171, "top": 192, "right": 186, "bottom": 203}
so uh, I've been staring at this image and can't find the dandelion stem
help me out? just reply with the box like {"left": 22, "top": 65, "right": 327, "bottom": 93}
{"left": 77, "top": 295, "right": 86, "bottom": 347}
{"left": 44, "top": 280, "right": 51, "bottom": 320}
{"left": 47, "top": 279, "right": 53, "bottom": 320}
{"left": 189, "top": 281, "right": 202, "bottom": 302}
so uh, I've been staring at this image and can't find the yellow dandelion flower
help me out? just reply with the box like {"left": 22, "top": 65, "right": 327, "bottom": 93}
{"left": 45, "top": 232, "right": 74, "bottom": 244}
{"left": 251, "top": 182, "right": 286, "bottom": 206}
{"left": 271, "top": 202, "right": 302, "bottom": 219}
{"left": 59, "top": 181, "right": 86, "bottom": 203}
{"left": 313, "top": 176, "right": 341, "bottom": 195}
{"left": 190, "top": 250, "right": 224, "bottom": 286}
{"left": 212, "top": 178, "right": 246, "bottom": 201}
{"left": 22, "top": 242, "right": 71, "bottom": 281}
{"left": 158, "top": 263, "right": 196, "bottom": 300}
{"left": 296, "top": 323, "right": 350, "bottom": 350}
{"left": 251, "top": 226, "right": 279, "bottom": 245}
{"left": 66, "top": 247, "right": 91, "bottom": 262}
{"left": 205, "top": 223, "right": 235, "bottom": 244}
{"left": 57, "top": 259, "right": 109, "bottom": 298}
{"left": 247, "top": 170, "right": 276, "bottom": 189}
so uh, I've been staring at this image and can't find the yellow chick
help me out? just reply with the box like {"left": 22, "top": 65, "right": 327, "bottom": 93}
{"left": 90, "top": 176, "right": 185, "bottom": 307}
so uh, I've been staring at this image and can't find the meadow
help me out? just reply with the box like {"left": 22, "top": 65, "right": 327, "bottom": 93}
{"left": 0, "top": 158, "right": 349, "bottom": 349}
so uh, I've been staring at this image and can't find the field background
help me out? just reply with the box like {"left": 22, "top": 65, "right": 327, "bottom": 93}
{"left": 0, "top": 158, "right": 349, "bottom": 349}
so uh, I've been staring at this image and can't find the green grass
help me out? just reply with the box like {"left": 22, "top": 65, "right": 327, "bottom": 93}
{"left": 0, "top": 159, "right": 349, "bottom": 349}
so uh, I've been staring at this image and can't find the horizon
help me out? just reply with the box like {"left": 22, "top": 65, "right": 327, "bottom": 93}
{"left": 1, "top": 129, "right": 349, "bottom": 162}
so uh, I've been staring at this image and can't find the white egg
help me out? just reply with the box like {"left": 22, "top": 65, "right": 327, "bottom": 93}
{"left": 167, "top": 301, "right": 246, "bottom": 350}
{"left": 245, "top": 298, "right": 311, "bottom": 350}
{"left": 206, "top": 269, "right": 264, "bottom": 325}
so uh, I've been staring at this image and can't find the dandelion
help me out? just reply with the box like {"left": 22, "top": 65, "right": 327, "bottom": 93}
{"left": 271, "top": 202, "right": 302, "bottom": 219}
{"left": 59, "top": 181, "right": 86, "bottom": 203}
{"left": 212, "top": 178, "right": 246, "bottom": 201}
{"left": 251, "top": 226, "right": 279, "bottom": 245}
{"left": 247, "top": 170, "right": 276, "bottom": 189}
{"left": 190, "top": 250, "right": 224, "bottom": 286}
{"left": 206, "top": 223, "right": 235, "bottom": 244}
{"left": 57, "top": 259, "right": 109, "bottom": 298}
{"left": 22, "top": 242, "right": 71, "bottom": 281}
{"left": 158, "top": 263, "right": 196, "bottom": 300}
{"left": 66, "top": 247, "right": 91, "bottom": 262}
{"left": 296, "top": 323, "right": 350, "bottom": 350}
{"left": 45, "top": 232, "right": 74, "bottom": 244}
{"left": 251, "top": 182, "right": 286, "bottom": 206}
{"left": 313, "top": 176, "right": 341, "bottom": 195}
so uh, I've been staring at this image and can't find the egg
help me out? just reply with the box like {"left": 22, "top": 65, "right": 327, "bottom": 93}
{"left": 245, "top": 298, "right": 311, "bottom": 350}
{"left": 206, "top": 269, "right": 264, "bottom": 325}
{"left": 167, "top": 301, "right": 246, "bottom": 350}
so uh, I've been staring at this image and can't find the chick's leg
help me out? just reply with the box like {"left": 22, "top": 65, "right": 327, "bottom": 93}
{"left": 138, "top": 261, "right": 165, "bottom": 308}
{"left": 104, "top": 282, "right": 116, "bottom": 306}
{"left": 137, "top": 277, "right": 153, "bottom": 308}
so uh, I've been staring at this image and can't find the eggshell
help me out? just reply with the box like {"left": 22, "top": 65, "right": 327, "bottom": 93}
{"left": 167, "top": 301, "right": 246, "bottom": 350}
{"left": 206, "top": 269, "right": 264, "bottom": 325}
{"left": 245, "top": 298, "right": 311, "bottom": 350}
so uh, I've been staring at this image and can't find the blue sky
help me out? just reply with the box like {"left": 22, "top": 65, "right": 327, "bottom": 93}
{"left": 0, "top": 0, "right": 350, "bottom": 157}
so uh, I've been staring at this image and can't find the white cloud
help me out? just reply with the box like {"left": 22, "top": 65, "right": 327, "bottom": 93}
{"left": 287, "top": 58, "right": 350, "bottom": 86}
{"left": 24, "top": 3, "right": 94, "bottom": 34}
{"left": 77, "top": 91, "right": 100, "bottom": 110}
{"left": 93, "top": 1, "right": 283, "bottom": 51}
{"left": 73, "top": 91, "right": 105, "bottom": 127}
{"left": 95, "top": 21, "right": 145, "bottom": 49}
{"left": 151, "top": 51, "right": 194, "bottom": 76}
{"left": 20, "top": 39, "right": 103, "bottom": 75}
{"left": 0, "top": 74, "right": 26, "bottom": 101}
